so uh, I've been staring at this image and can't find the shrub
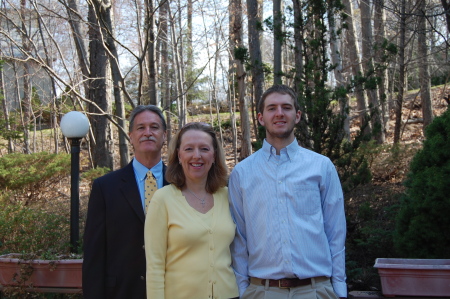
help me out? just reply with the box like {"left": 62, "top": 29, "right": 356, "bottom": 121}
{"left": 81, "top": 167, "right": 110, "bottom": 183}
{"left": 0, "top": 152, "right": 70, "bottom": 204}
{"left": 395, "top": 109, "right": 450, "bottom": 258}
{"left": 0, "top": 201, "right": 70, "bottom": 255}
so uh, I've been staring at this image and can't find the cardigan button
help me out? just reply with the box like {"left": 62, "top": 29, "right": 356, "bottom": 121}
{"left": 140, "top": 276, "right": 144, "bottom": 280}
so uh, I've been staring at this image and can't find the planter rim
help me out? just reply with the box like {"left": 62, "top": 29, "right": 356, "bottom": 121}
{"left": 0, "top": 253, "right": 83, "bottom": 263}
{"left": 375, "top": 258, "right": 450, "bottom": 270}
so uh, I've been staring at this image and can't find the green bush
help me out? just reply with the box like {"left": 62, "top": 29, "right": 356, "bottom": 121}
{"left": 81, "top": 166, "right": 110, "bottom": 183}
{"left": 0, "top": 152, "right": 70, "bottom": 204}
{"left": 0, "top": 201, "right": 70, "bottom": 255}
{"left": 395, "top": 109, "right": 450, "bottom": 258}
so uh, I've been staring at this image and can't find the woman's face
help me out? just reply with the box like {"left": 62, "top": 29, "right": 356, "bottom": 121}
{"left": 178, "top": 129, "right": 215, "bottom": 184}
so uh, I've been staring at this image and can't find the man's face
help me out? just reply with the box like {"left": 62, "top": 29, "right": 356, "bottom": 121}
{"left": 258, "top": 92, "right": 301, "bottom": 141}
{"left": 129, "top": 110, "right": 166, "bottom": 159}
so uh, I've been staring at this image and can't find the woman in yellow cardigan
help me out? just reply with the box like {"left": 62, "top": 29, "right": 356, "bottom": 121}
{"left": 144, "top": 122, "right": 239, "bottom": 299}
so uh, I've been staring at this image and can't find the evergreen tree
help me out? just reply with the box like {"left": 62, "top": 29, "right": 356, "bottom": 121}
{"left": 395, "top": 108, "right": 450, "bottom": 258}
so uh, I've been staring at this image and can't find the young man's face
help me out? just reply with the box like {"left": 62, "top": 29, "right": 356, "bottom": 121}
{"left": 128, "top": 110, "right": 166, "bottom": 159}
{"left": 258, "top": 92, "right": 301, "bottom": 142}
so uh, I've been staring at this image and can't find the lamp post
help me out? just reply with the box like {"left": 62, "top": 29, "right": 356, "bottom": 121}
{"left": 60, "top": 111, "right": 90, "bottom": 253}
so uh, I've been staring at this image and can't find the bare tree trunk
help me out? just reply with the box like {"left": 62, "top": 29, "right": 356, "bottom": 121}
{"left": 418, "top": 0, "right": 433, "bottom": 131}
{"left": 328, "top": 3, "right": 349, "bottom": 140}
{"left": 66, "top": 0, "right": 89, "bottom": 93}
{"left": 20, "top": 0, "right": 31, "bottom": 154}
{"left": 394, "top": 0, "right": 407, "bottom": 144}
{"left": 229, "top": 0, "right": 239, "bottom": 164}
{"left": 178, "top": 2, "right": 187, "bottom": 126}
{"left": 292, "top": 0, "right": 303, "bottom": 89}
{"left": 186, "top": 0, "right": 194, "bottom": 103}
{"left": 33, "top": 2, "right": 59, "bottom": 153}
{"left": 273, "top": 0, "right": 282, "bottom": 84}
{"left": 360, "top": 0, "right": 384, "bottom": 143}
{"left": 441, "top": 0, "right": 450, "bottom": 33}
{"left": 247, "top": 0, "right": 265, "bottom": 114}
{"left": 160, "top": 0, "right": 172, "bottom": 142}
{"left": 169, "top": 4, "right": 186, "bottom": 128}
{"left": 0, "top": 66, "right": 14, "bottom": 153}
{"left": 228, "top": 82, "right": 238, "bottom": 165}
{"left": 100, "top": 0, "right": 130, "bottom": 168}
{"left": 292, "top": 0, "right": 311, "bottom": 148}
{"left": 342, "top": 0, "right": 369, "bottom": 132}
{"left": 374, "top": 0, "right": 389, "bottom": 134}
{"left": 88, "top": 0, "right": 114, "bottom": 169}
{"left": 145, "top": 0, "right": 157, "bottom": 105}
{"left": 230, "top": 0, "right": 252, "bottom": 159}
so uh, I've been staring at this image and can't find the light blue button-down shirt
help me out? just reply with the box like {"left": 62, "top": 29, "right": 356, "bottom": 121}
{"left": 132, "top": 158, "right": 164, "bottom": 209}
{"left": 228, "top": 139, "right": 347, "bottom": 297}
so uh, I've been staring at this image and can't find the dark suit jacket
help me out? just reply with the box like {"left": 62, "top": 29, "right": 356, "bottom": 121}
{"left": 82, "top": 161, "right": 168, "bottom": 299}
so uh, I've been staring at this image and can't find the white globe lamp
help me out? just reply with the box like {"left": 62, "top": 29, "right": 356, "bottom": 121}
{"left": 60, "top": 111, "right": 90, "bottom": 253}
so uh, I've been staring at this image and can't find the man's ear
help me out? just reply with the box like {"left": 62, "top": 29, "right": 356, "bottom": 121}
{"left": 295, "top": 110, "right": 302, "bottom": 124}
{"left": 257, "top": 112, "right": 265, "bottom": 126}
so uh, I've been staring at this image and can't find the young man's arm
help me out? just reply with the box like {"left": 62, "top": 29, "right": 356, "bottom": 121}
{"left": 228, "top": 169, "right": 250, "bottom": 297}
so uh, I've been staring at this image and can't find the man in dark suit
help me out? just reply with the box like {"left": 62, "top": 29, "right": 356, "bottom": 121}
{"left": 83, "top": 105, "right": 169, "bottom": 299}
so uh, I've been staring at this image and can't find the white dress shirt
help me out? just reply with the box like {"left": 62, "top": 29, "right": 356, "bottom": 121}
{"left": 228, "top": 139, "right": 347, "bottom": 297}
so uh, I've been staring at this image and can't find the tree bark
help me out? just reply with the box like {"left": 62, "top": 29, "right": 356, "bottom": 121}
{"left": 169, "top": 4, "right": 187, "bottom": 127}
{"left": 145, "top": 0, "right": 157, "bottom": 105}
{"left": 66, "top": 0, "right": 89, "bottom": 93}
{"left": 374, "top": 0, "right": 390, "bottom": 134}
{"left": 418, "top": 0, "right": 433, "bottom": 131}
{"left": 88, "top": 0, "right": 114, "bottom": 169}
{"left": 230, "top": 0, "right": 252, "bottom": 159}
{"left": 394, "top": 0, "right": 407, "bottom": 144}
{"left": 0, "top": 65, "right": 14, "bottom": 153}
{"left": 360, "top": 0, "right": 384, "bottom": 143}
{"left": 441, "top": 0, "right": 450, "bottom": 33}
{"left": 159, "top": 0, "right": 172, "bottom": 141}
{"left": 247, "top": 0, "right": 265, "bottom": 114}
{"left": 20, "top": 0, "right": 31, "bottom": 154}
{"left": 102, "top": 0, "right": 130, "bottom": 168}
{"left": 342, "top": 0, "right": 369, "bottom": 132}
{"left": 328, "top": 2, "right": 349, "bottom": 140}
{"left": 273, "top": 0, "right": 282, "bottom": 84}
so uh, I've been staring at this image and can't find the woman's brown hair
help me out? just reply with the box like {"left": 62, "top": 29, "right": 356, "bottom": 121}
{"left": 165, "top": 122, "right": 228, "bottom": 194}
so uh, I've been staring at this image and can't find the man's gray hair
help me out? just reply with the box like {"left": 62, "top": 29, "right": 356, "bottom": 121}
{"left": 129, "top": 105, "right": 167, "bottom": 132}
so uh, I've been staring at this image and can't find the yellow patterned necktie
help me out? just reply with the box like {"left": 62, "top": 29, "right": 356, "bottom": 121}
{"left": 144, "top": 170, "right": 158, "bottom": 215}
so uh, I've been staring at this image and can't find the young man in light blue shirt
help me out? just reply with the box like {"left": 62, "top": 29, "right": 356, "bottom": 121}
{"left": 228, "top": 85, "right": 347, "bottom": 299}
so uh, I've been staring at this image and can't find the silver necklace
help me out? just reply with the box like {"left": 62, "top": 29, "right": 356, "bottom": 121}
{"left": 187, "top": 188, "right": 207, "bottom": 207}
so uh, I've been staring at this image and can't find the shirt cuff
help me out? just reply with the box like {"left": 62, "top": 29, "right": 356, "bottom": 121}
{"left": 332, "top": 280, "right": 347, "bottom": 298}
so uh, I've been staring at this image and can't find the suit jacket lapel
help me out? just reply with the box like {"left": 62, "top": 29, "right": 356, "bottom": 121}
{"left": 162, "top": 163, "right": 169, "bottom": 186}
{"left": 120, "top": 162, "right": 145, "bottom": 223}
{"left": 119, "top": 161, "right": 169, "bottom": 224}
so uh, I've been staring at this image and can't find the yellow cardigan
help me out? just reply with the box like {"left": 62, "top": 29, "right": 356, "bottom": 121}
{"left": 144, "top": 184, "right": 239, "bottom": 299}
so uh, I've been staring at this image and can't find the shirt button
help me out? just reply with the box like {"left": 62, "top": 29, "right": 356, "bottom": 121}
{"left": 210, "top": 246, "right": 214, "bottom": 250}
{"left": 209, "top": 230, "right": 213, "bottom": 234}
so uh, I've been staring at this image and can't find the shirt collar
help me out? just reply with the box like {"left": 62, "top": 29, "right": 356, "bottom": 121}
{"left": 261, "top": 138, "right": 300, "bottom": 162}
{"left": 132, "top": 158, "right": 163, "bottom": 182}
